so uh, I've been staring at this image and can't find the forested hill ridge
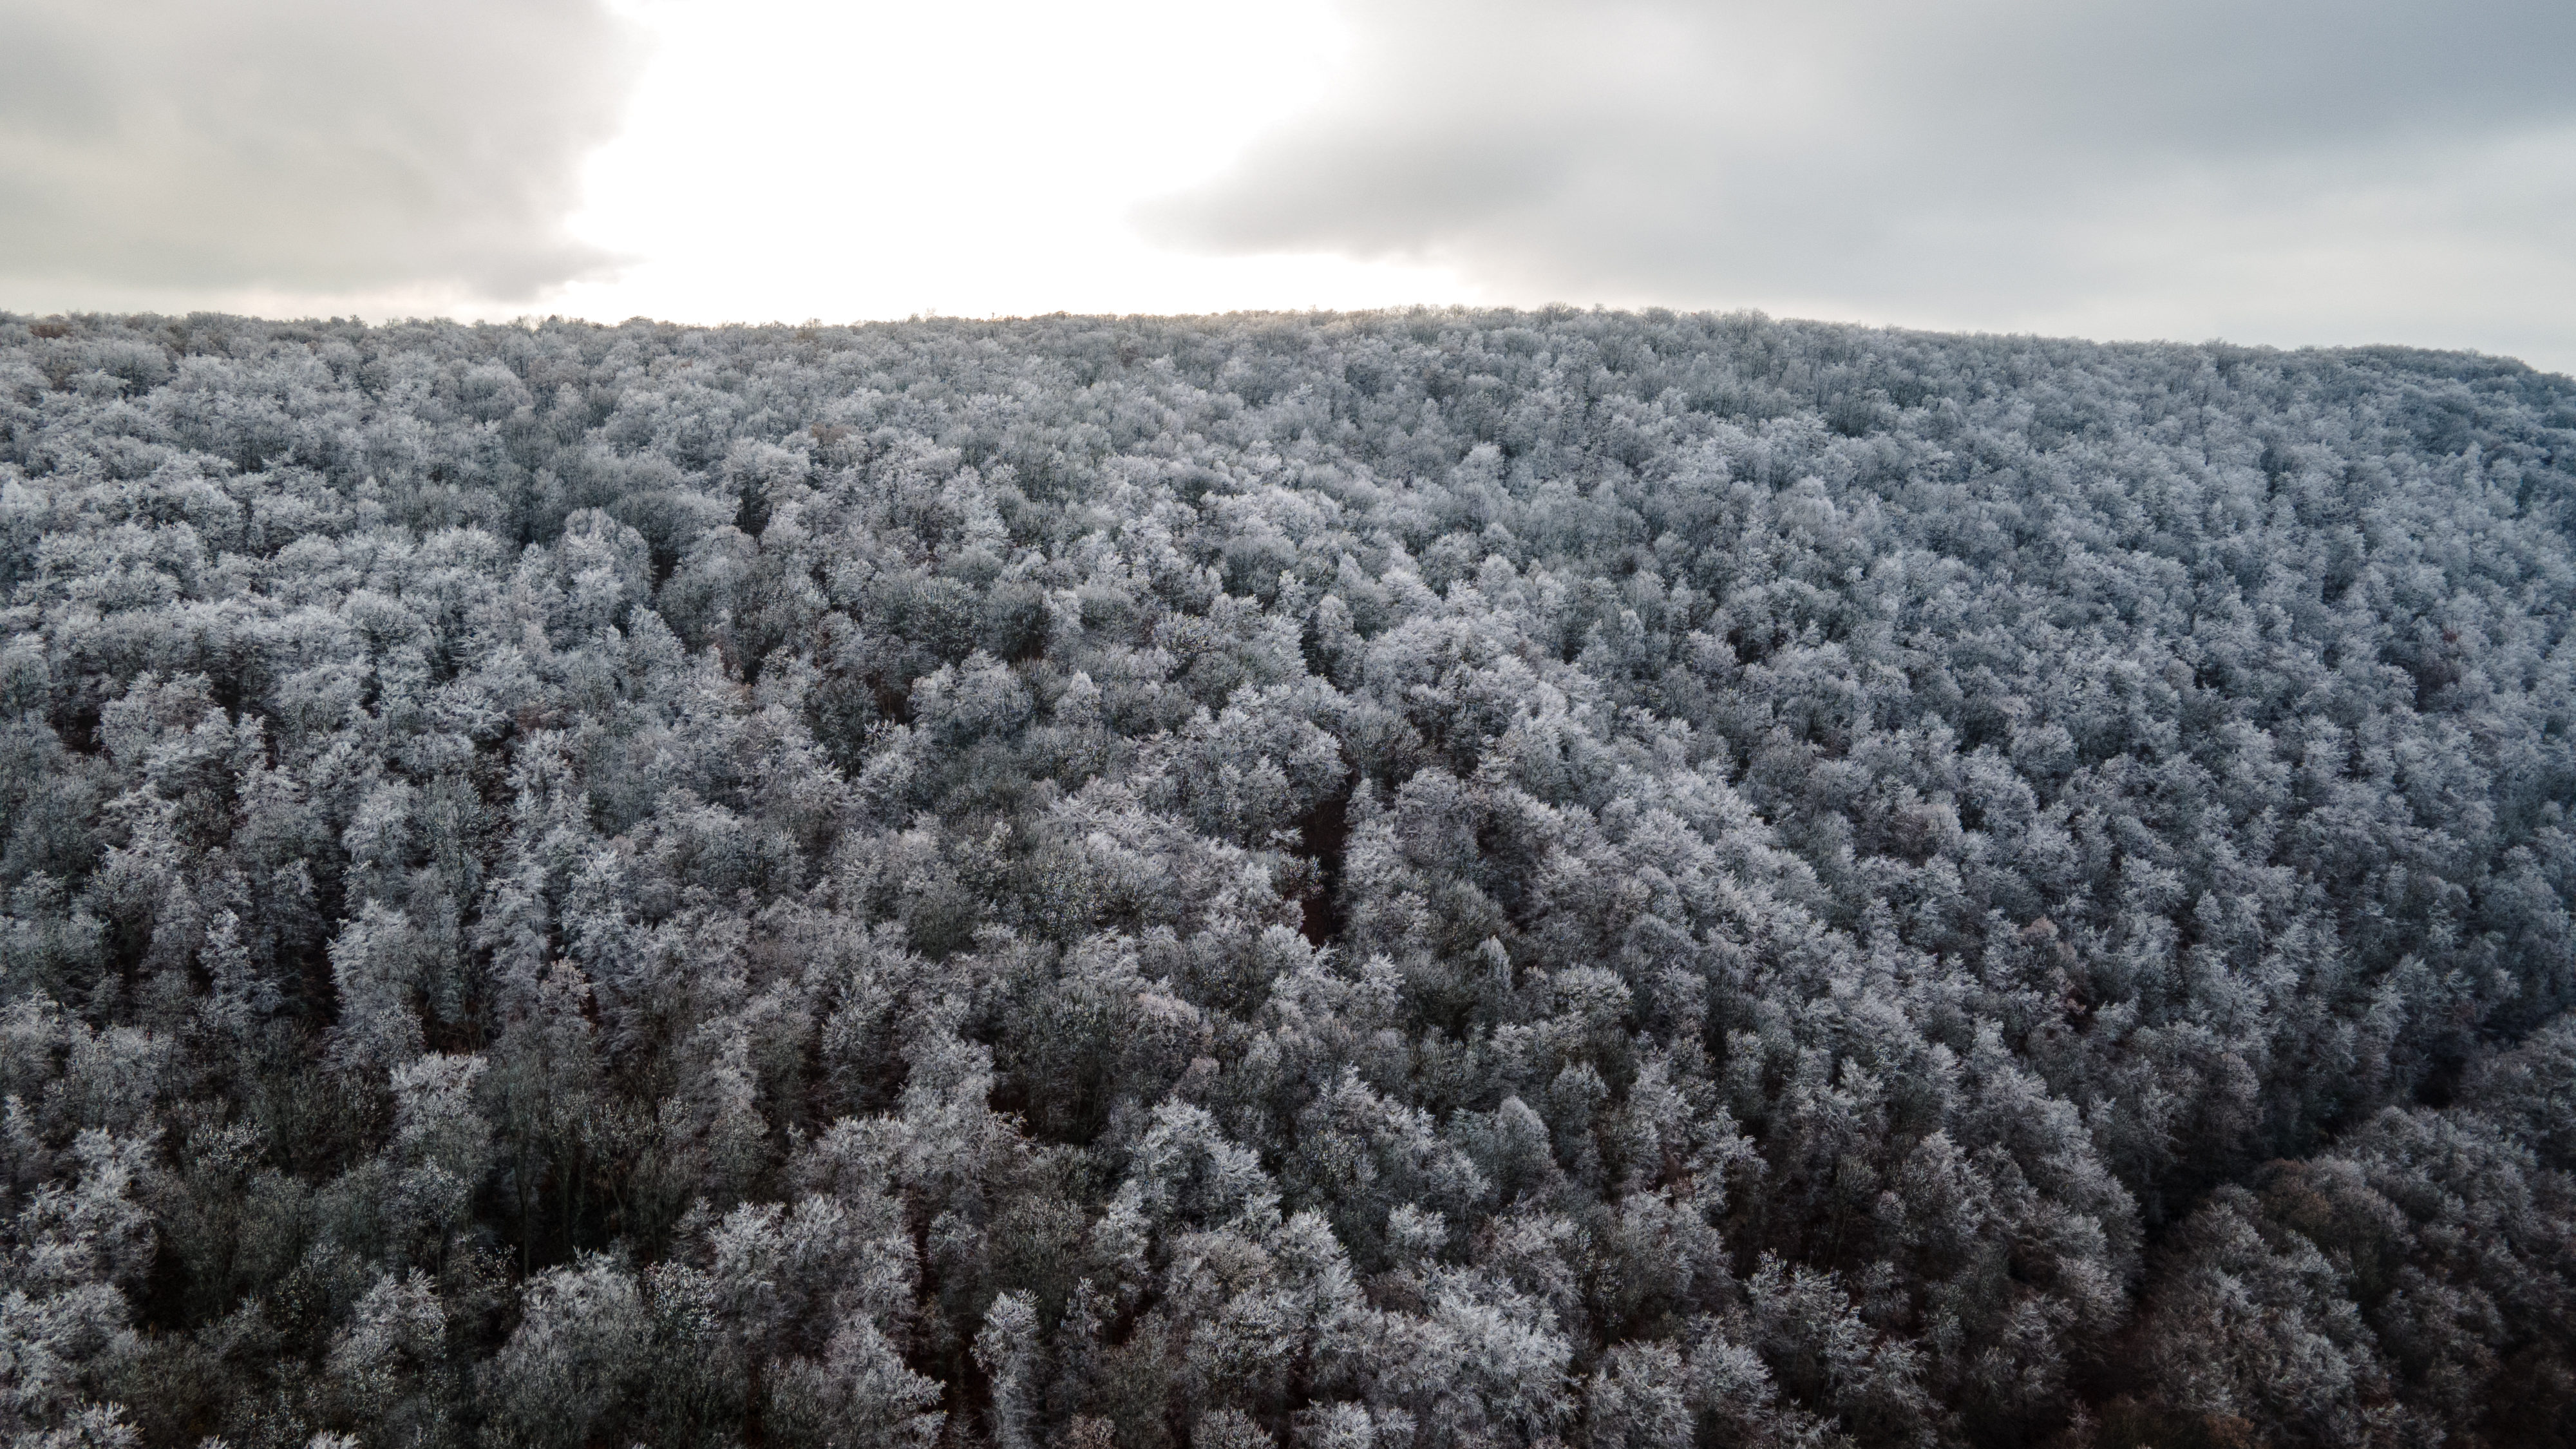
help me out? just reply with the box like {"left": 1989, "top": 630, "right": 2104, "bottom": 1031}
{"left": 0, "top": 305, "right": 2571, "bottom": 1449}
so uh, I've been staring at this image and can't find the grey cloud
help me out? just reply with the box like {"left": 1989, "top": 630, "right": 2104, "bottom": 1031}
{"left": 1145, "top": 0, "right": 2576, "bottom": 363}
{"left": 0, "top": 0, "right": 641, "bottom": 301}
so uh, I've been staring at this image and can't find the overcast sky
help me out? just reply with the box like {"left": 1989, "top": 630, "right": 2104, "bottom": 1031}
{"left": 4, "top": 0, "right": 2571, "bottom": 372}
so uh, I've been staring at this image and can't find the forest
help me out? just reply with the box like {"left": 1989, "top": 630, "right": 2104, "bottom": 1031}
{"left": 0, "top": 305, "right": 2571, "bottom": 1448}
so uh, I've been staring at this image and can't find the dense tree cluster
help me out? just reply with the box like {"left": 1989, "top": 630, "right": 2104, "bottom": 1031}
{"left": 0, "top": 305, "right": 2570, "bottom": 1449}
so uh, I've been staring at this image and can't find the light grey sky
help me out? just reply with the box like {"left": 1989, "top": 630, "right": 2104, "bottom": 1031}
{"left": 4, "top": 0, "right": 2571, "bottom": 374}
{"left": 1, "top": 0, "right": 639, "bottom": 299}
{"left": 1148, "top": 0, "right": 2576, "bottom": 372}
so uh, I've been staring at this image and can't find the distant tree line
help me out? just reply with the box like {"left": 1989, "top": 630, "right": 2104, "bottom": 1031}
{"left": 0, "top": 305, "right": 2571, "bottom": 1448}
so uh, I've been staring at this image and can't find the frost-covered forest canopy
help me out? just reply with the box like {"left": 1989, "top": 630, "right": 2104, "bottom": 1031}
{"left": 1, "top": 305, "right": 2572, "bottom": 1449}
